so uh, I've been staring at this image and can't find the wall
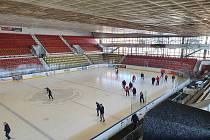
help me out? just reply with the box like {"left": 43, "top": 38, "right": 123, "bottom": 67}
{"left": 199, "top": 60, "right": 210, "bottom": 71}
{"left": 0, "top": 25, "right": 91, "bottom": 36}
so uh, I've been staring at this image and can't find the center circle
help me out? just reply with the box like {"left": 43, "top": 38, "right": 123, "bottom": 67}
{"left": 26, "top": 87, "right": 83, "bottom": 105}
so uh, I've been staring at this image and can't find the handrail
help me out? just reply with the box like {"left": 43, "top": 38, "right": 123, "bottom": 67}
{"left": 91, "top": 79, "right": 191, "bottom": 140}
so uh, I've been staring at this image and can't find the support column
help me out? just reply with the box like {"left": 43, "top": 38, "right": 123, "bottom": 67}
{"left": 181, "top": 37, "right": 185, "bottom": 58}
{"left": 181, "top": 48, "right": 184, "bottom": 58}
{"left": 203, "top": 36, "right": 208, "bottom": 60}
{"left": 203, "top": 49, "right": 207, "bottom": 60}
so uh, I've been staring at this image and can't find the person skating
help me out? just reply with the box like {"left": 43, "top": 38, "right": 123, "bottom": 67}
{"left": 115, "top": 67, "right": 119, "bottom": 75}
{"left": 122, "top": 80, "right": 126, "bottom": 89}
{"left": 140, "top": 72, "right": 144, "bottom": 80}
{"left": 45, "top": 87, "right": 54, "bottom": 100}
{"left": 125, "top": 86, "right": 129, "bottom": 96}
{"left": 99, "top": 104, "right": 105, "bottom": 122}
{"left": 172, "top": 75, "right": 175, "bottom": 83}
{"left": 140, "top": 91, "right": 144, "bottom": 103}
{"left": 132, "top": 87, "right": 137, "bottom": 96}
{"left": 152, "top": 77, "right": 155, "bottom": 85}
{"left": 129, "top": 81, "right": 133, "bottom": 90}
{"left": 160, "top": 70, "right": 165, "bottom": 78}
{"left": 132, "top": 75, "right": 136, "bottom": 82}
{"left": 165, "top": 74, "right": 168, "bottom": 82}
{"left": 3, "top": 122, "right": 11, "bottom": 140}
{"left": 96, "top": 102, "right": 100, "bottom": 116}
{"left": 131, "top": 113, "right": 140, "bottom": 129}
{"left": 156, "top": 76, "right": 160, "bottom": 86}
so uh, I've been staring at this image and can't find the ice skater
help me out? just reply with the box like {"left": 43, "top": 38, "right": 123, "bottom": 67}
{"left": 152, "top": 77, "right": 155, "bottom": 85}
{"left": 160, "top": 70, "right": 165, "bottom": 78}
{"left": 115, "top": 67, "right": 119, "bottom": 75}
{"left": 132, "top": 87, "right": 137, "bottom": 96}
{"left": 140, "top": 91, "right": 144, "bottom": 103}
{"left": 165, "top": 74, "right": 168, "bottom": 82}
{"left": 96, "top": 102, "right": 100, "bottom": 116}
{"left": 99, "top": 104, "right": 105, "bottom": 122}
{"left": 45, "top": 87, "right": 54, "bottom": 100}
{"left": 140, "top": 72, "right": 144, "bottom": 80}
{"left": 125, "top": 86, "right": 129, "bottom": 96}
{"left": 172, "top": 75, "right": 175, "bottom": 83}
{"left": 131, "top": 113, "right": 140, "bottom": 129}
{"left": 156, "top": 76, "right": 160, "bottom": 86}
{"left": 3, "top": 122, "right": 11, "bottom": 140}
{"left": 129, "top": 81, "right": 133, "bottom": 90}
{"left": 132, "top": 75, "right": 136, "bottom": 82}
{"left": 122, "top": 80, "right": 126, "bottom": 89}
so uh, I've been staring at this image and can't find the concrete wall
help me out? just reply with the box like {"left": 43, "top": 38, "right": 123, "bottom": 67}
{"left": 0, "top": 25, "right": 91, "bottom": 36}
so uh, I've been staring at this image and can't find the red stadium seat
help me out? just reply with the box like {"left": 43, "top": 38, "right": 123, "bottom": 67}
{"left": 122, "top": 55, "right": 197, "bottom": 72}
{"left": 63, "top": 36, "right": 101, "bottom": 52}
{"left": 0, "top": 33, "right": 36, "bottom": 56}
{"left": 0, "top": 57, "right": 42, "bottom": 69}
{"left": 36, "top": 35, "right": 72, "bottom": 53}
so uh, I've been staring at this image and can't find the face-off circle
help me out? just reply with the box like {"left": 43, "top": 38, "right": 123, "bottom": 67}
{"left": 25, "top": 87, "right": 83, "bottom": 105}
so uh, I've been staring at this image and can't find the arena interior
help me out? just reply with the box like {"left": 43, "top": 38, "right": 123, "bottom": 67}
{"left": 0, "top": 0, "right": 210, "bottom": 140}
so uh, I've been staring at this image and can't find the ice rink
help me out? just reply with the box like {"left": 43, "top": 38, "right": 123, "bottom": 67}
{"left": 0, "top": 67, "right": 186, "bottom": 140}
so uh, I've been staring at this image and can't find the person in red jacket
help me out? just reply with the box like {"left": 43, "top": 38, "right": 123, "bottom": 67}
{"left": 125, "top": 86, "right": 129, "bottom": 96}
{"left": 156, "top": 76, "right": 160, "bottom": 86}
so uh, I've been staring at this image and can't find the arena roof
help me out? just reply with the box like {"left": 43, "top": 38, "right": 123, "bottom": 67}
{"left": 0, "top": 0, "right": 210, "bottom": 36}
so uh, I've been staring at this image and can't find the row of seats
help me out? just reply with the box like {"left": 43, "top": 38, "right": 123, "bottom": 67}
{"left": 0, "top": 33, "right": 36, "bottom": 56}
{"left": 0, "top": 57, "right": 42, "bottom": 69}
{"left": 0, "top": 33, "right": 99, "bottom": 56}
{"left": 0, "top": 47, "right": 31, "bottom": 56}
{"left": 44, "top": 55, "right": 90, "bottom": 68}
{"left": 88, "top": 54, "right": 104, "bottom": 64}
{"left": 63, "top": 36, "right": 101, "bottom": 52}
{"left": 122, "top": 55, "right": 197, "bottom": 72}
{"left": 36, "top": 35, "right": 72, "bottom": 53}
{"left": 103, "top": 54, "right": 124, "bottom": 64}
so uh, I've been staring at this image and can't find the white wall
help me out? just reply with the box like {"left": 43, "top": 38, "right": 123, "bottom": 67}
{"left": 199, "top": 60, "right": 210, "bottom": 71}
{"left": 0, "top": 25, "right": 91, "bottom": 36}
{"left": 200, "top": 60, "right": 210, "bottom": 65}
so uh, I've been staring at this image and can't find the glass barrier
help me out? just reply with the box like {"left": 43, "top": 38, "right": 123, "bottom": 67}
{"left": 0, "top": 63, "right": 90, "bottom": 78}
{"left": 122, "top": 124, "right": 143, "bottom": 140}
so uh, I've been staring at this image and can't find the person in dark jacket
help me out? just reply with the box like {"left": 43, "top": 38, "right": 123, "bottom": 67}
{"left": 141, "top": 73, "right": 144, "bottom": 80}
{"left": 165, "top": 74, "right": 168, "bottom": 82}
{"left": 129, "top": 81, "right": 133, "bottom": 90}
{"left": 99, "top": 104, "right": 105, "bottom": 122}
{"left": 172, "top": 75, "right": 176, "bottom": 83}
{"left": 122, "top": 80, "right": 126, "bottom": 89}
{"left": 152, "top": 77, "right": 155, "bottom": 85}
{"left": 140, "top": 91, "right": 144, "bottom": 103}
{"left": 45, "top": 87, "right": 54, "bottom": 100}
{"left": 115, "top": 67, "right": 119, "bottom": 75}
{"left": 4, "top": 122, "right": 11, "bottom": 140}
{"left": 131, "top": 113, "right": 140, "bottom": 129}
{"left": 156, "top": 76, "right": 160, "bottom": 86}
{"left": 96, "top": 102, "right": 100, "bottom": 116}
{"left": 132, "top": 87, "right": 137, "bottom": 96}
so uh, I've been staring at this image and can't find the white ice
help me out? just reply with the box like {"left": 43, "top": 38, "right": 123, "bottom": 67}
{"left": 0, "top": 67, "right": 186, "bottom": 140}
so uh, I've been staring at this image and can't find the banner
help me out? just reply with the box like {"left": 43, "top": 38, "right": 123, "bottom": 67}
{"left": 1, "top": 26, "right": 22, "bottom": 32}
